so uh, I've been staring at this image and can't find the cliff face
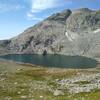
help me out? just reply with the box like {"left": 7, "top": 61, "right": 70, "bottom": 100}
{"left": 0, "top": 8, "right": 100, "bottom": 60}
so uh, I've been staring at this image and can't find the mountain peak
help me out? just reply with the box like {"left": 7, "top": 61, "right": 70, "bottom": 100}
{"left": 73, "top": 8, "right": 93, "bottom": 14}
{"left": 77, "top": 8, "right": 92, "bottom": 11}
{"left": 47, "top": 9, "right": 72, "bottom": 21}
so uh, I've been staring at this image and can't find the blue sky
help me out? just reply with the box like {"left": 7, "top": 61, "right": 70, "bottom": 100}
{"left": 0, "top": 0, "right": 100, "bottom": 40}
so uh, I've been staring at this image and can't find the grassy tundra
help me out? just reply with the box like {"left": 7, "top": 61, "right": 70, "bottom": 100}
{"left": 0, "top": 60, "right": 100, "bottom": 100}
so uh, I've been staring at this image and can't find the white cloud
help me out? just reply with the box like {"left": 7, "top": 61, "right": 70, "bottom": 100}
{"left": 27, "top": 0, "right": 72, "bottom": 20}
{"left": 27, "top": 12, "right": 34, "bottom": 18}
{"left": 27, "top": 0, "right": 62, "bottom": 20}
{"left": 31, "top": 0, "right": 59, "bottom": 13}
{"left": 27, "top": 12, "right": 43, "bottom": 21}
{"left": 0, "top": 3, "right": 24, "bottom": 13}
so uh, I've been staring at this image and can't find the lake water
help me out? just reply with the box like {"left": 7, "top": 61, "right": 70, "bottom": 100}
{"left": 0, "top": 54, "right": 98, "bottom": 69}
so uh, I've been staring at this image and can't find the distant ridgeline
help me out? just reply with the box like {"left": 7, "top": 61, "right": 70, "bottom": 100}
{"left": 0, "top": 8, "right": 100, "bottom": 61}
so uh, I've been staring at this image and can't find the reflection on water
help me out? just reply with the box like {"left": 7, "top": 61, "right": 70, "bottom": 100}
{"left": 0, "top": 54, "right": 98, "bottom": 68}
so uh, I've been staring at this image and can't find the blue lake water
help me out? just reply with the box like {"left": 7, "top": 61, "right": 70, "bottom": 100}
{"left": 0, "top": 54, "right": 98, "bottom": 69}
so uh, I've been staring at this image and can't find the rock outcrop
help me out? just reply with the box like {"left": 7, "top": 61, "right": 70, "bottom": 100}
{"left": 0, "top": 8, "right": 100, "bottom": 61}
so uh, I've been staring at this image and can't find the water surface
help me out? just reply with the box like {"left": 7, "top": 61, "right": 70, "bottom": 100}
{"left": 0, "top": 54, "right": 98, "bottom": 69}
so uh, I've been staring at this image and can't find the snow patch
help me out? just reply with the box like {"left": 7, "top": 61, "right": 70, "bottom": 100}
{"left": 65, "top": 32, "right": 73, "bottom": 41}
{"left": 65, "top": 31, "right": 78, "bottom": 41}
{"left": 93, "top": 29, "right": 100, "bottom": 33}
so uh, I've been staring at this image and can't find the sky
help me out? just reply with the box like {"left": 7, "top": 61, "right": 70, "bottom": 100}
{"left": 0, "top": 0, "right": 100, "bottom": 40}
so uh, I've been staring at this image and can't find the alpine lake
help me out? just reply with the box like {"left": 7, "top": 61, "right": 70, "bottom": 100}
{"left": 0, "top": 54, "right": 98, "bottom": 69}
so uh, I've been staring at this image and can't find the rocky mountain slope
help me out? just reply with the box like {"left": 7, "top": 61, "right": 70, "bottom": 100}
{"left": 0, "top": 8, "right": 100, "bottom": 61}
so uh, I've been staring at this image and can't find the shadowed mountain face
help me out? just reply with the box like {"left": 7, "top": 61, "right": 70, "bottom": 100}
{"left": 0, "top": 8, "right": 100, "bottom": 61}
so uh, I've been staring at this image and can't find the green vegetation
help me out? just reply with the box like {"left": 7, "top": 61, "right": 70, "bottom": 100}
{"left": 0, "top": 60, "right": 100, "bottom": 100}
{"left": 74, "top": 80, "right": 90, "bottom": 85}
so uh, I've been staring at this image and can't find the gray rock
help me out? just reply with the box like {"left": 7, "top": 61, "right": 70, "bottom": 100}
{"left": 53, "top": 89, "right": 64, "bottom": 96}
